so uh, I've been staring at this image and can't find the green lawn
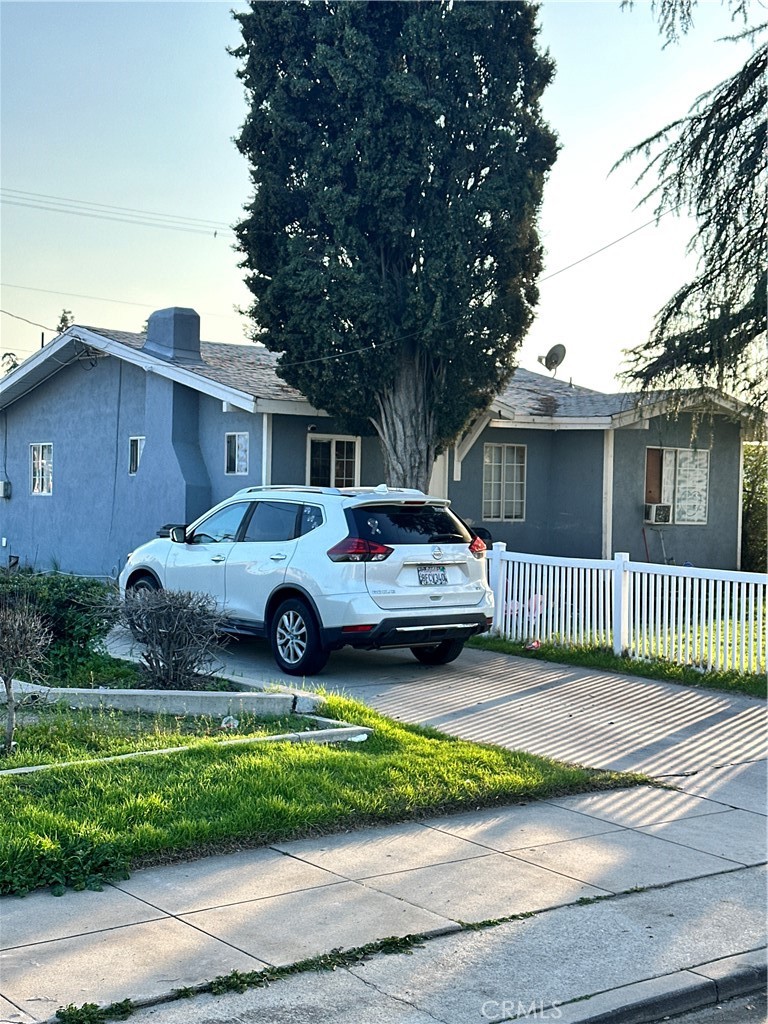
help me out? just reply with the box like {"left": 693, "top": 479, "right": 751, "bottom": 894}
{"left": 0, "top": 694, "right": 644, "bottom": 896}
{"left": 469, "top": 635, "right": 767, "bottom": 699}
{"left": 3, "top": 703, "right": 326, "bottom": 770}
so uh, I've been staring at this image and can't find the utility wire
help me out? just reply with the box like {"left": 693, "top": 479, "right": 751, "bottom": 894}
{"left": 3, "top": 207, "right": 682, "bottom": 366}
{"left": 1, "top": 283, "right": 239, "bottom": 320}
{"left": 1, "top": 188, "right": 231, "bottom": 230}
{"left": 539, "top": 206, "right": 680, "bottom": 282}
{"left": 1, "top": 309, "right": 55, "bottom": 331}
{"left": 2, "top": 198, "right": 234, "bottom": 237}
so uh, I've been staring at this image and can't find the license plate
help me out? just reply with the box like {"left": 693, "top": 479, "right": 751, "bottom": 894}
{"left": 418, "top": 565, "right": 447, "bottom": 586}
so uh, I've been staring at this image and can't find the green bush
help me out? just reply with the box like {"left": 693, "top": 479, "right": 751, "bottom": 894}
{"left": 0, "top": 572, "right": 118, "bottom": 684}
{"left": 741, "top": 443, "right": 767, "bottom": 573}
{"left": 0, "top": 572, "right": 116, "bottom": 648}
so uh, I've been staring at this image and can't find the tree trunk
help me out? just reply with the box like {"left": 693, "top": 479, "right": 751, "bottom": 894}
{"left": 373, "top": 352, "right": 437, "bottom": 492}
{"left": 3, "top": 676, "right": 15, "bottom": 757}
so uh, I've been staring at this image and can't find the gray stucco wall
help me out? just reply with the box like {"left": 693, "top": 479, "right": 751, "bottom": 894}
{"left": 270, "top": 414, "right": 385, "bottom": 486}
{"left": 449, "top": 426, "right": 604, "bottom": 557}
{"left": 0, "top": 353, "right": 742, "bottom": 577}
{"left": 0, "top": 356, "right": 155, "bottom": 576}
{"left": 0, "top": 362, "right": 388, "bottom": 576}
{"left": 612, "top": 413, "right": 741, "bottom": 569}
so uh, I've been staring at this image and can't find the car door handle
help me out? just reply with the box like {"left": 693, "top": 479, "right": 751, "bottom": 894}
{"left": 270, "top": 553, "right": 287, "bottom": 561}
{"left": 210, "top": 555, "right": 226, "bottom": 563}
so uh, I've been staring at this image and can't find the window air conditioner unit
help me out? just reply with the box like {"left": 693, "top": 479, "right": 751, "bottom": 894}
{"left": 644, "top": 503, "right": 671, "bottom": 524}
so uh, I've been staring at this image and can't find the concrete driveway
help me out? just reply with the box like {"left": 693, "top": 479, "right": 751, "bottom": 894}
{"left": 110, "top": 630, "right": 767, "bottom": 789}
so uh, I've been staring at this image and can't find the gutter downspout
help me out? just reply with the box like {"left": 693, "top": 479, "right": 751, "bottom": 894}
{"left": 602, "top": 428, "right": 614, "bottom": 560}
{"left": 735, "top": 433, "right": 744, "bottom": 570}
{"left": 261, "top": 412, "right": 272, "bottom": 486}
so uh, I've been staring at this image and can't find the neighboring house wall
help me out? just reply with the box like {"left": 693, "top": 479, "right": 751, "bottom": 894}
{"left": 612, "top": 413, "right": 741, "bottom": 569}
{"left": 449, "top": 426, "right": 604, "bottom": 558}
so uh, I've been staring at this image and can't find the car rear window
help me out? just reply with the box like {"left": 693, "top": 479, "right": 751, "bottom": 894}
{"left": 348, "top": 504, "right": 471, "bottom": 546}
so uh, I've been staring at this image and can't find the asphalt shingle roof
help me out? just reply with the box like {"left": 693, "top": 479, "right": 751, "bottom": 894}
{"left": 88, "top": 328, "right": 306, "bottom": 404}
{"left": 88, "top": 327, "right": 655, "bottom": 420}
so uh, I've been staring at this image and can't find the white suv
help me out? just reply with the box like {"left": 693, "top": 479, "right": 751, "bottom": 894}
{"left": 119, "top": 485, "right": 493, "bottom": 675}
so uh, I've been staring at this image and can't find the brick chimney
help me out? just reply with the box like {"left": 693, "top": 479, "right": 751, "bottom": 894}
{"left": 143, "top": 307, "right": 202, "bottom": 363}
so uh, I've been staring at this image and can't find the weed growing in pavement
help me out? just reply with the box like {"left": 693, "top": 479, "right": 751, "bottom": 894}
{"left": 55, "top": 999, "right": 134, "bottom": 1023}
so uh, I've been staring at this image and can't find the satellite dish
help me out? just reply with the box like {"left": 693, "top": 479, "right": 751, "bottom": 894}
{"left": 537, "top": 344, "right": 566, "bottom": 374}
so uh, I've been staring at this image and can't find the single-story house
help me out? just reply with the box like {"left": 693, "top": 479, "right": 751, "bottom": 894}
{"left": 0, "top": 306, "right": 751, "bottom": 577}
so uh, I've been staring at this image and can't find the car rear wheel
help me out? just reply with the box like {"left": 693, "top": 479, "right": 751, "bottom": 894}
{"left": 270, "top": 598, "right": 329, "bottom": 676}
{"left": 410, "top": 639, "right": 465, "bottom": 666}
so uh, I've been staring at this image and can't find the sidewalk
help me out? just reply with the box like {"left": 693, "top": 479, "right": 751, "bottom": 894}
{"left": 1, "top": 651, "right": 765, "bottom": 1023}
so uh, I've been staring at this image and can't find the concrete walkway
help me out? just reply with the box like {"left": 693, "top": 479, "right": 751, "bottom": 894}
{"left": 1, "top": 645, "right": 765, "bottom": 1024}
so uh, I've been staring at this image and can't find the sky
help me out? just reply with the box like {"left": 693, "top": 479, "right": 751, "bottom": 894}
{"left": 0, "top": 0, "right": 757, "bottom": 392}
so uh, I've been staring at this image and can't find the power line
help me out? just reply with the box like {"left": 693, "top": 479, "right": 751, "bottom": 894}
{"left": 1, "top": 188, "right": 232, "bottom": 230}
{"left": 1, "top": 309, "right": 55, "bottom": 331}
{"left": 1, "top": 197, "right": 234, "bottom": 237}
{"left": 539, "top": 206, "right": 680, "bottom": 283}
{"left": 0, "top": 283, "right": 241, "bottom": 320}
{"left": 2, "top": 208, "right": 681, "bottom": 368}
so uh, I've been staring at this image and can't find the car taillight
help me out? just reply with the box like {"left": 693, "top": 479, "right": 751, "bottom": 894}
{"left": 327, "top": 537, "right": 393, "bottom": 562}
{"left": 469, "top": 535, "right": 486, "bottom": 558}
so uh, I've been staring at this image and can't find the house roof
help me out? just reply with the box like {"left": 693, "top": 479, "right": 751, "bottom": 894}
{"left": 493, "top": 368, "right": 640, "bottom": 420}
{"left": 0, "top": 317, "right": 751, "bottom": 429}
{"left": 92, "top": 327, "right": 307, "bottom": 406}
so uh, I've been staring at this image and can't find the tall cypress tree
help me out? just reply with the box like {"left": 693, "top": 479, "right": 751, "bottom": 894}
{"left": 233, "top": 1, "right": 557, "bottom": 489}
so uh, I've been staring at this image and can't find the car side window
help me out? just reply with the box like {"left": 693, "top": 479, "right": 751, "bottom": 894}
{"left": 241, "top": 501, "right": 299, "bottom": 543}
{"left": 298, "top": 503, "right": 324, "bottom": 536}
{"left": 189, "top": 503, "right": 250, "bottom": 545}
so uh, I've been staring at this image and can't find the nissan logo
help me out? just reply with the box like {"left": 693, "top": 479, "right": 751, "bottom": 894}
{"left": 432, "top": 546, "right": 444, "bottom": 561}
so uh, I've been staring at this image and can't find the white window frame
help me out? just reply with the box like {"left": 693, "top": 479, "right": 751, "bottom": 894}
{"left": 30, "top": 442, "right": 53, "bottom": 496}
{"left": 225, "top": 432, "right": 249, "bottom": 475}
{"left": 128, "top": 436, "right": 145, "bottom": 476}
{"left": 645, "top": 446, "right": 710, "bottom": 526}
{"left": 305, "top": 434, "right": 361, "bottom": 488}
{"left": 482, "top": 443, "right": 526, "bottom": 522}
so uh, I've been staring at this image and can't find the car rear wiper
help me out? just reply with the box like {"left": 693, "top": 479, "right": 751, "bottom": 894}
{"left": 428, "top": 533, "right": 465, "bottom": 543}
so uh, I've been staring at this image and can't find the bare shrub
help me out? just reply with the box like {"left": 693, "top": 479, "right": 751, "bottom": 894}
{"left": 0, "top": 597, "right": 53, "bottom": 756}
{"left": 121, "top": 590, "right": 228, "bottom": 690}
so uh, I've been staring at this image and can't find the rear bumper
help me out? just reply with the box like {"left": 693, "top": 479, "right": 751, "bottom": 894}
{"left": 322, "top": 612, "right": 492, "bottom": 651}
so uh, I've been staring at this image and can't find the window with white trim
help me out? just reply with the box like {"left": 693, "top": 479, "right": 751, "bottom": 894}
{"left": 645, "top": 447, "right": 710, "bottom": 524}
{"left": 129, "top": 436, "right": 145, "bottom": 475}
{"left": 225, "top": 432, "right": 249, "bottom": 475}
{"left": 482, "top": 443, "right": 526, "bottom": 521}
{"left": 30, "top": 443, "right": 53, "bottom": 495}
{"left": 307, "top": 435, "right": 359, "bottom": 488}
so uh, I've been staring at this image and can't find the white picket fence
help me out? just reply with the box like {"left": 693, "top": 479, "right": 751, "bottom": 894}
{"left": 486, "top": 544, "right": 768, "bottom": 676}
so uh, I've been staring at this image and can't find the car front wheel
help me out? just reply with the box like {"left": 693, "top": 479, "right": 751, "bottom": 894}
{"left": 128, "top": 574, "right": 160, "bottom": 595}
{"left": 410, "top": 639, "right": 465, "bottom": 666}
{"left": 270, "top": 598, "right": 329, "bottom": 676}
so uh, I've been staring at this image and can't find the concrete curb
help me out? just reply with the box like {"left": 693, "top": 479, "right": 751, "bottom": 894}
{"left": 558, "top": 949, "right": 767, "bottom": 1024}
{"left": 35, "top": 948, "right": 767, "bottom": 1024}
{"left": 7, "top": 679, "right": 322, "bottom": 716}
{"left": 33, "top": 940, "right": 765, "bottom": 1024}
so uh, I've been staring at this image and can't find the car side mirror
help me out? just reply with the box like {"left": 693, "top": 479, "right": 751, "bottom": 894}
{"left": 169, "top": 526, "right": 188, "bottom": 544}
